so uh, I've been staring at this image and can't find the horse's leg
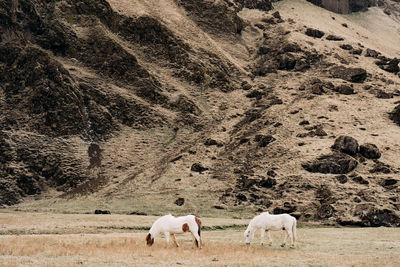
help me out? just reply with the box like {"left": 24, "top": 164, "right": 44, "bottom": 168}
{"left": 192, "top": 231, "right": 202, "bottom": 248}
{"left": 165, "top": 232, "right": 170, "bottom": 245}
{"left": 190, "top": 232, "right": 196, "bottom": 248}
{"left": 267, "top": 230, "right": 273, "bottom": 246}
{"left": 288, "top": 229, "right": 295, "bottom": 248}
{"left": 170, "top": 233, "right": 179, "bottom": 247}
{"left": 260, "top": 228, "right": 265, "bottom": 246}
{"left": 281, "top": 230, "right": 288, "bottom": 247}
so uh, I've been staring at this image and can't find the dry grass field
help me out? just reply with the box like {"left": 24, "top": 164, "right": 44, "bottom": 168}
{"left": 1, "top": 212, "right": 400, "bottom": 266}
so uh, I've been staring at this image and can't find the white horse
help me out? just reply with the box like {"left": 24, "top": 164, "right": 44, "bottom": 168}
{"left": 146, "top": 214, "right": 202, "bottom": 248}
{"left": 244, "top": 212, "right": 297, "bottom": 248}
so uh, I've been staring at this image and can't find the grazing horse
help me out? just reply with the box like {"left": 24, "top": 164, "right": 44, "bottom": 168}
{"left": 146, "top": 214, "right": 202, "bottom": 248}
{"left": 244, "top": 212, "right": 297, "bottom": 248}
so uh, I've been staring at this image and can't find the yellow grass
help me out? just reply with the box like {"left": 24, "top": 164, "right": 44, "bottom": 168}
{"left": 0, "top": 212, "right": 249, "bottom": 235}
{"left": 1, "top": 212, "right": 400, "bottom": 266}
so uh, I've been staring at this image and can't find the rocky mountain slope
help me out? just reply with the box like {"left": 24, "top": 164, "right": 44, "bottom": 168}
{"left": 0, "top": 0, "right": 399, "bottom": 226}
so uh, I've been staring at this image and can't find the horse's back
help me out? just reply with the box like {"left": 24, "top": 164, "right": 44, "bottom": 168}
{"left": 281, "top": 213, "right": 295, "bottom": 220}
{"left": 182, "top": 214, "right": 196, "bottom": 220}
{"left": 153, "top": 214, "right": 171, "bottom": 224}
{"left": 252, "top": 213, "right": 295, "bottom": 230}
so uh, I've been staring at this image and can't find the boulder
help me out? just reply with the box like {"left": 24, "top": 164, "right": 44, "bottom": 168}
{"left": 213, "top": 204, "right": 228, "bottom": 210}
{"left": 302, "top": 152, "right": 358, "bottom": 174}
{"left": 334, "top": 84, "right": 355, "bottom": 95}
{"left": 374, "top": 89, "right": 393, "bottom": 99}
{"left": 331, "top": 136, "right": 359, "bottom": 155}
{"left": 175, "top": 197, "right": 185, "bottom": 206}
{"left": 377, "top": 58, "right": 400, "bottom": 73}
{"left": 272, "top": 11, "right": 282, "bottom": 20}
{"left": 326, "top": 35, "right": 344, "bottom": 41}
{"left": 191, "top": 163, "right": 208, "bottom": 173}
{"left": 339, "top": 44, "right": 353, "bottom": 50}
{"left": 129, "top": 211, "right": 147, "bottom": 215}
{"left": 359, "top": 143, "right": 381, "bottom": 159}
{"left": 305, "top": 28, "right": 325, "bottom": 38}
{"left": 352, "top": 48, "right": 363, "bottom": 55}
{"left": 306, "top": 0, "right": 323, "bottom": 7}
{"left": 281, "top": 43, "right": 301, "bottom": 53}
{"left": 389, "top": 105, "right": 400, "bottom": 126}
{"left": 94, "top": 210, "right": 111, "bottom": 214}
{"left": 204, "top": 138, "right": 219, "bottom": 146}
{"left": 351, "top": 175, "right": 369, "bottom": 185}
{"left": 369, "top": 161, "right": 391, "bottom": 174}
{"left": 307, "top": 0, "right": 371, "bottom": 13}
{"left": 310, "top": 83, "right": 325, "bottom": 95}
{"left": 384, "top": 58, "right": 399, "bottom": 73}
{"left": 330, "top": 66, "right": 367, "bottom": 83}
{"left": 349, "top": 0, "right": 371, "bottom": 12}
{"left": 381, "top": 179, "right": 398, "bottom": 188}
{"left": 365, "top": 48, "right": 380, "bottom": 58}
{"left": 258, "top": 177, "right": 277, "bottom": 188}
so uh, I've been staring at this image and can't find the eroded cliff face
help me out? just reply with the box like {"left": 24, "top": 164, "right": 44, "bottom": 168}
{"left": 308, "top": 0, "right": 400, "bottom": 15}
{"left": 1, "top": 0, "right": 399, "bottom": 226}
{"left": 307, "top": 0, "right": 372, "bottom": 13}
{"left": 0, "top": 0, "right": 248, "bottom": 204}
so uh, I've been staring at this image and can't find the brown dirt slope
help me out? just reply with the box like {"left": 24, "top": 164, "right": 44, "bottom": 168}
{"left": 0, "top": 0, "right": 399, "bottom": 226}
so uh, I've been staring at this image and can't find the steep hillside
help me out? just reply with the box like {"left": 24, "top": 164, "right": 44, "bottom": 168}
{"left": 0, "top": 0, "right": 399, "bottom": 226}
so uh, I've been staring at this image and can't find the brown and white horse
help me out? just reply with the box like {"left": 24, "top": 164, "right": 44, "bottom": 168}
{"left": 146, "top": 214, "right": 202, "bottom": 248}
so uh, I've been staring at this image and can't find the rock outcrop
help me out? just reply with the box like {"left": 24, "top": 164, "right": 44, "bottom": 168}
{"left": 306, "top": 0, "right": 373, "bottom": 14}
{"left": 330, "top": 66, "right": 367, "bottom": 83}
{"left": 389, "top": 105, "right": 400, "bottom": 126}
{"left": 331, "top": 136, "right": 359, "bottom": 156}
{"left": 359, "top": 143, "right": 381, "bottom": 159}
{"left": 302, "top": 152, "right": 358, "bottom": 174}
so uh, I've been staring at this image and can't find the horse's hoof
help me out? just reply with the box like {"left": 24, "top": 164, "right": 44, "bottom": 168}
{"left": 280, "top": 244, "right": 285, "bottom": 248}
{"left": 290, "top": 246, "right": 295, "bottom": 249}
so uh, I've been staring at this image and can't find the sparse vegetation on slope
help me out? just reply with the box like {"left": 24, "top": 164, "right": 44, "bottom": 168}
{"left": 0, "top": 0, "right": 399, "bottom": 226}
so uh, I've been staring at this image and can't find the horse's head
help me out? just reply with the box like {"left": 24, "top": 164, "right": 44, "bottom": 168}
{"left": 244, "top": 226, "right": 254, "bottom": 245}
{"left": 146, "top": 233, "right": 154, "bottom": 246}
{"left": 244, "top": 226, "right": 253, "bottom": 245}
{"left": 244, "top": 229, "right": 249, "bottom": 238}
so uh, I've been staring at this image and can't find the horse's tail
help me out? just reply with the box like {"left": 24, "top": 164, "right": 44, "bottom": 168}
{"left": 195, "top": 216, "right": 202, "bottom": 236}
{"left": 195, "top": 217, "right": 202, "bottom": 247}
{"left": 292, "top": 217, "right": 297, "bottom": 243}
